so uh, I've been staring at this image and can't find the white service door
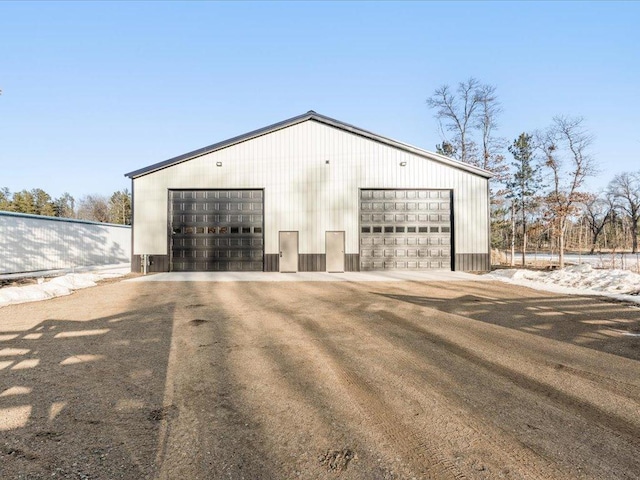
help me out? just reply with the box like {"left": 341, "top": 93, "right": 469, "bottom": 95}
{"left": 279, "top": 231, "right": 298, "bottom": 272}
{"left": 326, "top": 231, "right": 345, "bottom": 272}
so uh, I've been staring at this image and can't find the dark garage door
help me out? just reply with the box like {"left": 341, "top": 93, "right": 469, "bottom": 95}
{"left": 359, "top": 189, "right": 451, "bottom": 270}
{"left": 170, "top": 189, "right": 264, "bottom": 271}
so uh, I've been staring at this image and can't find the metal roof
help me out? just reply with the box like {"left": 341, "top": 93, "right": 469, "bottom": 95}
{"left": 0, "top": 210, "right": 131, "bottom": 228}
{"left": 124, "top": 111, "right": 493, "bottom": 179}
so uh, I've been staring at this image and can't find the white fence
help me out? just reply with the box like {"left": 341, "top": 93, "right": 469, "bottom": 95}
{"left": 0, "top": 211, "right": 131, "bottom": 274}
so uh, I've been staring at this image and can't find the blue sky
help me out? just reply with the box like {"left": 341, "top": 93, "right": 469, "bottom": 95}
{"left": 1, "top": 1, "right": 638, "bottom": 199}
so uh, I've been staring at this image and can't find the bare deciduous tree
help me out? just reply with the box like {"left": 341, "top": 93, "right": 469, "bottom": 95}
{"left": 476, "top": 84, "right": 508, "bottom": 181}
{"left": 77, "top": 194, "right": 110, "bottom": 223}
{"left": 540, "top": 116, "right": 597, "bottom": 268}
{"left": 582, "top": 193, "right": 613, "bottom": 254}
{"left": 427, "top": 77, "right": 507, "bottom": 196}
{"left": 607, "top": 171, "right": 640, "bottom": 253}
{"left": 427, "top": 77, "right": 483, "bottom": 165}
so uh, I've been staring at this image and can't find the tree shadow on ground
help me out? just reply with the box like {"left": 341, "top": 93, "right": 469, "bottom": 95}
{"left": 0, "top": 298, "right": 174, "bottom": 479}
{"left": 375, "top": 281, "right": 640, "bottom": 361}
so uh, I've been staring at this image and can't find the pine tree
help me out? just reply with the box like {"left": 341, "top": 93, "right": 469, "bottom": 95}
{"left": 11, "top": 190, "right": 37, "bottom": 214}
{"left": 108, "top": 189, "right": 132, "bottom": 225}
{"left": 506, "top": 133, "right": 543, "bottom": 266}
{"left": 54, "top": 192, "right": 76, "bottom": 218}
{"left": 31, "top": 188, "right": 55, "bottom": 216}
{"left": 435, "top": 141, "right": 457, "bottom": 158}
{"left": 0, "top": 187, "right": 11, "bottom": 211}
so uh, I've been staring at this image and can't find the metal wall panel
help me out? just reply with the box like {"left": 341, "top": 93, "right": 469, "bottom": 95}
{"left": 0, "top": 212, "right": 131, "bottom": 274}
{"left": 132, "top": 120, "right": 489, "bottom": 268}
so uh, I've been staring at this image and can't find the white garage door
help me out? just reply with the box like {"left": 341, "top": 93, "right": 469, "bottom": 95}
{"left": 359, "top": 189, "right": 451, "bottom": 270}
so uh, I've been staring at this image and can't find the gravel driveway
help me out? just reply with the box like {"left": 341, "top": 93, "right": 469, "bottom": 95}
{"left": 1, "top": 275, "right": 639, "bottom": 479}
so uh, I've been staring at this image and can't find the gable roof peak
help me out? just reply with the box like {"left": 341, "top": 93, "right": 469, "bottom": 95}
{"left": 125, "top": 111, "right": 493, "bottom": 179}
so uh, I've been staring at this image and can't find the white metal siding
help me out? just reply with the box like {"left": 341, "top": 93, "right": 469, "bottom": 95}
{"left": 132, "top": 120, "right": 489, "bottom": 258}
{"left": 0, "top": 212, "right": 131, "bottom": 274}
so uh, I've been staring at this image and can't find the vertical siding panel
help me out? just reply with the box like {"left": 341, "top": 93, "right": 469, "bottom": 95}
{"left": 132, "top": 120, "right": 489, "bottom": 270}
{"left": 0, "top": 213, "right": 131, "bottom": 274}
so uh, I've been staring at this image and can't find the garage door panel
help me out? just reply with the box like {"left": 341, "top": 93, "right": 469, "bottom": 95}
{"left": 170, "top": 189, "right": 264, "bottom": 272}
{"left": 360, "top": 189, "right": 451, "bottom": 271}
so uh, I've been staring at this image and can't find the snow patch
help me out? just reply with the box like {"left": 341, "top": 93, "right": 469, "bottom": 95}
{"left": 0, "top": 267, "right": 129, "bottom": 308}
{"left": 486, "top": 264, "right": 640, "bottom": 304}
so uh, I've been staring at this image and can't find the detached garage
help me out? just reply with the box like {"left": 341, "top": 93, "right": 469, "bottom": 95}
{"left": 125, "top": 111, "right": 491, "bottom": 273}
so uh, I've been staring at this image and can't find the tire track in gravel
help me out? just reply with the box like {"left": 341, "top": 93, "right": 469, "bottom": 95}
{"left": 356, "top": 308, "right": 639, "bottom": 479}
{"left": 539, "top": 361, "right": 640, "bottom": 400}
{"left": 249, "top": 282, "right": 554, "bottom": 479}
{"left": 299, "top": 315, "right": 471, "bottom": 480}
{"left": 325, "top": 324, "right": 566, "bottom": 477}
{"left": 325, "top": 280, "right": 640, "bottom": 421}
{"left": 233, "top": 282, "right": 466, "bottom": 479}
{"left": 298, "top": 311, "right": 567, "bottom": 477}
{"left": 156, "top": 283, "right": 278, "bottom": 480}
{"left": 153, "top": 279, "right": 640, "bottom": 479}
{"left": 369, "top": 307, "right": 640, "bottom": 445}
{"left": 357, "top": 282, "right": 640, "bottom": 478}
{"left": 257, "top": 280, "right": 638, "bottom": 479}
{"left": 222, "top": 282, "right": 404, "bottom": 479}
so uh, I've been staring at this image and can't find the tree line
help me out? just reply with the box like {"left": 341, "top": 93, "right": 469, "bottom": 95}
{"left": 0, "top": 187, "right": 132, "bottom": 225}
{"left": 427, "top": 78, "right": 639, "bottom": 267}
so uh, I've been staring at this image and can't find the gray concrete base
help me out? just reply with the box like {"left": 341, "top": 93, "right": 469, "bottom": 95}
{"left": 125, "top": 270, "right": 486, "bottom": 283}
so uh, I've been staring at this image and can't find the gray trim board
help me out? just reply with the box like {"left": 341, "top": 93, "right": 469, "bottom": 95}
{"left": 298, "top": 254, "right": 326, "bottom": 272}
{"left": 345, "top": 254, "right": 359, "bottom": 272}
{"left": 130, "top": 178, "right": 135, "bottom": 272}
{"left": 455, "top": 253, "right": 490, "bottom": 272}
{"left": 264, "top": 254, "right": 279, "bottom": 272}
{"left": 132, "top": 254, "right": 170, "bottom": 273}
{"left": 487, "top": 179, "right": 492, "bottom": 268}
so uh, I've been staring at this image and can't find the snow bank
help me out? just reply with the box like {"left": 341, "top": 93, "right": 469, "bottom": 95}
{"left": 0, "top": 267, "right": 129, "bottom": 308}
{"left": 486, "top": 264, "right": 640, "bottom": 304}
